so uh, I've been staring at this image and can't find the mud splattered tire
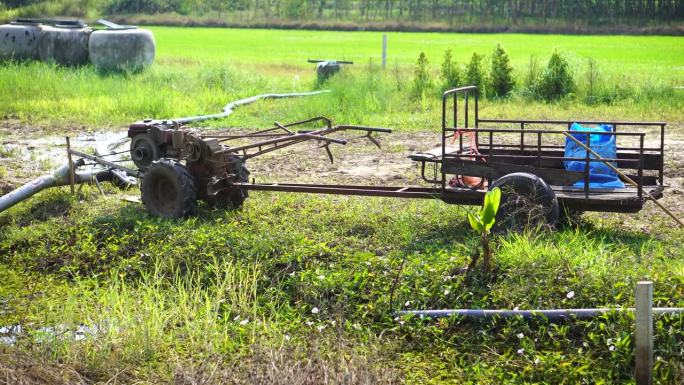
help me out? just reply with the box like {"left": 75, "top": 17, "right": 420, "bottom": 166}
{"left": 142, "top": 159, "right": 197, "bottom": 218}
{"left": 489, "top": 172, "right": 559, "bottom": 232}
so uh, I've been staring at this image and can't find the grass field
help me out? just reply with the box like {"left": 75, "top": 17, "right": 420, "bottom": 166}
{"left": 0, "top": 27, "right": 682, "bottom": 130}
{"left": 0, "top": 27, "right": 683, "bottom": 384}
{"left": 150, "top": 27, "right": 684, "bottom": 76}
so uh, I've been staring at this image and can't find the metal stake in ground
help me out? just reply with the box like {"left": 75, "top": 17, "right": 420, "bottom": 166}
{"left": 561, "top": 132, "right": 684, "bottom": 228}
{"left": 635, "top": 281, "right": 653, "bottom": 385}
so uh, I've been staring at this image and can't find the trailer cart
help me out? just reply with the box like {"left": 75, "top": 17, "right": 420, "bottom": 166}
{"left": 64, "top": 86, "right": 666, "bottom": 227}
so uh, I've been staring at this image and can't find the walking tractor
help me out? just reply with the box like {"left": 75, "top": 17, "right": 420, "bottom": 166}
{"left": 1, "top": 86, "right": 670, "bottom": 229}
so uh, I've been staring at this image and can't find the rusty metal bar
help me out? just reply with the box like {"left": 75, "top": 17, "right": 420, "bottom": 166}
{"left": 639, "top": 135, "right": 644, "bottom": 199}
{"left": 67, "top": 149, "right": 141, "bottom": 178}
{"left": 444, "top": 127, "right": 646, "bottom": 137}
{"left": 235, "top": 182, "right": 444, "bottom": 199}
{"left": 65, "top": 136, "right": 75, "bottom": 194}
{"left": 478, "top": 118, "right": 665, "bottom": 126}
{"left": 659, "top": 124, "right": 665, "bottom": 185}
{"left": 584, "top": 133, "right": 591, "bottom": 199}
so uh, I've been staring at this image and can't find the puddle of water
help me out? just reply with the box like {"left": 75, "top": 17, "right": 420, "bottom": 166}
{"left": 0, "top": 131, "right": 129, "bottom": 177}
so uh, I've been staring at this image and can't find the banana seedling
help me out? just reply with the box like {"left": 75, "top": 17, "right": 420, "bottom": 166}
{"left": 467, "top": 187, "right": 501, "bottom": 271}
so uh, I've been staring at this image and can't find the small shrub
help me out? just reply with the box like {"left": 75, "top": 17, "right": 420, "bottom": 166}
{"left": 488, "top": 44, "right": 515, "bottom": 98}
{"left": 465, "top": 53, "right": 485, "bottom": 96}
{"left": 536, "top": 51, "right": 575, "bottom": 101}
{"left": 439, "top": 49, "right": 460, "bottom": 91}
{"left": 411, "top": 52, "right": 433, "bottom": 97}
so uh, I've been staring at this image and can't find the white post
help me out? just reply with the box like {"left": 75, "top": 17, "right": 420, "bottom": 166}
{"left": 635, "top": 281, "right": 653, "bottom": 385}
{"left": 382, "top": 34, "right": 387, "bottom": 69}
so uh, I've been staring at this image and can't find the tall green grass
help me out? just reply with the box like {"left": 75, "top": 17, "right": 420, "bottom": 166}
{"left": 0, "top": 59, "right": 681, "bottom": 132}
{"left": 0, "top": 27, "right": 682, "bottom": 131}
{"left": 0, "top": 187, "right": 682, "bottom": 382}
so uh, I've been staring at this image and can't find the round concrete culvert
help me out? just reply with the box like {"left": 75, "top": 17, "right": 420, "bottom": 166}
{"left": 37, "top": 25, "right": 92, "bottom": 66}
{"left": 88, "top": 28, "right": 155, "bottom": 71}
{"left": 0, "top": 21, "right": 42, "bottom": 61}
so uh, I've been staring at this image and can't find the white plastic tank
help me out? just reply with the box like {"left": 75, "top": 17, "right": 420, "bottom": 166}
{"left": 37, "top": 24, "right": 92, "bottom": 66}
{"left": 0, "top": 20, "right": 42, "bottom": 61}
{"left": 88, "top": 28, "right": 155, "bottom": 71}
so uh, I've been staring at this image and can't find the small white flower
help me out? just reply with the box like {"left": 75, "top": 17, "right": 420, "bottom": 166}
{"left": 284, "top": 334, "right": 291, "bottom": 341}
{"left": 239, "top": 318, "right": 249, "bottom": 326}
{"left": 517, "top": 333, "right": 524, "bottom": 340}
{"left": 609, "top": 345, "right": 615, "bottom": 351}
{"left": 306, "top": 320, "right": 313, "bottom": 326}
{"left": 607, "top": 338, "right": 613, "bottom": 345}
{"left": 517, "top": 348, "right": 524, "bottom": 355}
{"left": 444, "top": 289, "right": 450, "bottom": 296}
{"left": 365, "top": 261, "right": 372, "bottom": 266}
{"left": 394, "top": 316, "right": 400, "bottom": 322}
{"left": 317, "top": 275, "right": 325, "bottom": 280}
{"left": 233, "top": 315, "right": 241, "bottom": 322}
{"left": 316, "top": 325, "right": 326, "bottom": 332}
{"left": 311, "top": 307, "right": 319, "bottom": 314}
{"left": 566, "top": 291, "right": 575, "bottom": 299}
{"left": 288, "top": 271, "right": 296, "bottom": 277}
{"left": 513, "top": 306, "right": 520, "bottom": 311}
{"left": 534, "top": 357, "right": 540, "bottom": 365}
{"left": 352, "top": 323, "right": 361, "bottom": 330}
{"left": 404, "top": 301, "right": 411, "bottom": 307}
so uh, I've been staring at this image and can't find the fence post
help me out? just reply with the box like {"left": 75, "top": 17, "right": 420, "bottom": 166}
{"left": 635, "top": 281, "right": 653, "bottom": 385}
{"left": 381, "top": 34, "right": 387, "bottom": 69}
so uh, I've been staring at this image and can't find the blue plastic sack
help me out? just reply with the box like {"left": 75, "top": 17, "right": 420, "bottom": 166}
{"left": 564, "top": 123, "right": 625, "bottom": 188}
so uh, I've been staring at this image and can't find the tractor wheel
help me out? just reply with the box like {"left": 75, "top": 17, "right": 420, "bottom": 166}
{"left": 141, "top": 159, "right": 197, "bottom": 218}
{"left": 130, "top": 133, "right": 159, "bottom": 170}
{"left": 489, "top": 172, "right": 559, "bottom": 232}
{"left": 207, "top": 157, "right": 250, "bottom": 210}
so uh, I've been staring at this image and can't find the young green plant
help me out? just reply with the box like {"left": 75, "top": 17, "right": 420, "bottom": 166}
{"left": 467, "top": 187, "right": 501, "bottom": 271}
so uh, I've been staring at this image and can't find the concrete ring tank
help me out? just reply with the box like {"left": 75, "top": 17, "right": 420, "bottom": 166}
{"left": 37, "top": 24, "right": 92, "bottom": 66}
{"left": 89, "top": 28, "right": 155, "bottom": 71}
{"left": 0, "top": 20, "right": 42, "bottom": 61}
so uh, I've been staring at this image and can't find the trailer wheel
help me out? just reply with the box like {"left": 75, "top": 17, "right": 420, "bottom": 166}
{"left": 489, "top": 172, "right": 559, "bottom": 232}
{"left": 142, "top": 159, "right": 197, "bottom": 218}
{"left": 207, "top": 157, "right": 250, "bottom": 210}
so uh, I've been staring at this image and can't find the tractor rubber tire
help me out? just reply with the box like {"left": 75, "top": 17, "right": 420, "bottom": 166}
{"left": 141, "top": 159, "right": 197, "bottom": 218}
{"left": 489, "top": 172, "right": 559, "bottom": 232}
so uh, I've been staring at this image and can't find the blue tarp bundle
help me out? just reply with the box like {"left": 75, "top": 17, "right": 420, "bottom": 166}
{"left": 564, "top": 123, "right": 625, "bottom": 188}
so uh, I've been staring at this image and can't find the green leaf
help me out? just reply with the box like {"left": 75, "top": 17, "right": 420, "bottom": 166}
{"left": 468, "top": 212, "right": 483, "bottom": 232}
{"left": 481, "top": 188, "right": 502, "bottom": 229}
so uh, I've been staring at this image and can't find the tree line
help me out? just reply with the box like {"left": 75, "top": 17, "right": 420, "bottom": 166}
{"left": 3, "top": 0, "right": 683, "bottom": 25}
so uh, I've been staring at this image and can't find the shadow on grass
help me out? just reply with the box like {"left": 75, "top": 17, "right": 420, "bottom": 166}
{"left": 0, "top": 193, "right": 74, "bottom": 227}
